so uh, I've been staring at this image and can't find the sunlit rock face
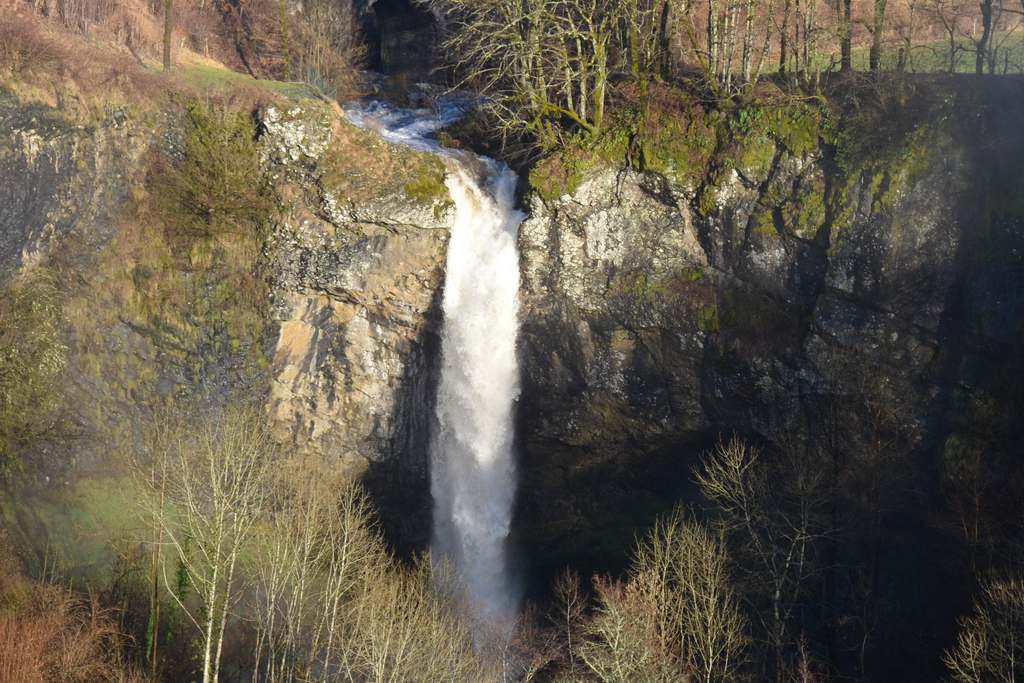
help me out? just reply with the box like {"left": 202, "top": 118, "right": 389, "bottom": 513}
{"left": 261, "top": 105, "right": 451, "bottom": 475}
{"left": 0, "top": 95, "right": 144, "bottom": 278}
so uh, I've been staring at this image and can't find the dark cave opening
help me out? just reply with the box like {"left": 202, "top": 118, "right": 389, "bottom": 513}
{"left": 366, "top": 0, "right": 438, "bottom": 80}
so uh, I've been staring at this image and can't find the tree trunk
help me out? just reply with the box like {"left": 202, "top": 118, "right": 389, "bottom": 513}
{"left": 976, "top": 0, "right": 993, "bottom": 75}
{"left": 869, "top": 0, "right": 887, "bottom": 71}
{"left": 840, "top": 0, "right": 852, "bottom": 71}
{"left": 779, "top": 0, "right": 791, "bottom": 72}
{"left": 592, "top": 41, "right": 608, "bottom": 132}
{"left": 741, "top": 0, "right": 756, "bottom": 82}
{"left": 708, "top": 0, "right": 720, "bottom": 77}
{"left": 149, "top": 539, "right": 161, "bottom": 678}
{"left": 753, "top": 0, "right": 776, "bottom": 82}
{"left": 723, "top": 0, "right": 739, "bottom": 87}
{"left": 212, "top": 550, "right": 238, "bottom": 683}
{"left": 203, "top": 575, "right": 218, "bottom": 683}
{"left": 162, "top": 0, "right": 172, "bottom": 70}
{"left": 658, "top": 0, "right": 672, "bottom": 76}
{"left": 279, "top": 0, "right": 290, "bottom": 80}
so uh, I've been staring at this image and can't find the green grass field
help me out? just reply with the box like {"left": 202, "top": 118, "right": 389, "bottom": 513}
{"left": 172, "top": 63, "right": 328, "bottom": 100}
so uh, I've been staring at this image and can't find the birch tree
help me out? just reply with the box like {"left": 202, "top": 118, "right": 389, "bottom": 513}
{"left": 696, "top": 439, "right": 827, "bottom": 679}
{"left": 248, "top": 465, "right": 384, "bottom": 682}
{"left": 140, "top": 406, "right": 275, "bottom": 683}
{"left": 944, "top": 573, "right": 1024, "bottom": 682}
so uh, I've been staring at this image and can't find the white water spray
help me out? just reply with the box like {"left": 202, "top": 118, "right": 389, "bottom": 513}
{"left": 345, "top": 98, "right": 524, "bottom": 629}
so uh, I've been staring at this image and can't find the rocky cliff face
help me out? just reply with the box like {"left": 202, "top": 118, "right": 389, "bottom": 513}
{"left": 514, "top": 87, "right": 1024, "bottom": 583}
{"left": 261, "top": 105, "right": 450, "bottom": 471}
{"left": 261, "top": 105, "right": 453, "bottom": 546}
{"left": 0, "top": 94, "right": 145, "bottom": 279}
{"left": 3, "top": 82, "right": 1020, "bottom": 589}
{"left": 0, "top": 95, "right": 452, "bottom": 514}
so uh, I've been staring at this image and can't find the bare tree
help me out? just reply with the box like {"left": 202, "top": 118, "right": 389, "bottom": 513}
{"left": 944, "top": 573, "right": 1024, "bottom": 682}
{"left": 346, "top": 558, "right": 493, "bottom": 682}
{"left": 566, "top": 510, "right": 748, "bottom": 682}
{"left": 138, "top": 405, "right": 275, "bottom": 683}
{"left": 441, "top": 0, "right": 641, "bottom": 144}
{"left": 551, "top": 569, "right": 588, "bottom": 677}
{"left": 924, "top": 0, "right": 973, "bottom": 71}
{"left": 295, "top": 0, "right": 365, "bottom": 97}
{"left": 633, "top": 511, "right": 749, "bottom": 682}
{"left": 247, "top": 463, "right": 383, "bottom": 682}
{"left": 695, "top": 439, "right": 827, "bottom": 679}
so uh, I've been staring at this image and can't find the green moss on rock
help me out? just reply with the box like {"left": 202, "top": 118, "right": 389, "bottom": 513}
{"left": 640, "top": 109, "right": 717, "bottom": 185}
{"left": 403, "top": 157, "right": 450, "bottom": 205}
{"left": 696, "top": 303, "right": 720, "bottom": 333}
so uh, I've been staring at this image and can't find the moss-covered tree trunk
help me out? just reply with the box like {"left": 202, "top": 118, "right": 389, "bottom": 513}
{"left": 975, "top": 0, "right": 993, "bottom": 75}
{"left": 840, "top": 0, "right": 852, "bottom": 71}
{"left": 869, "top": 0, "right": 887, "bottom": 72}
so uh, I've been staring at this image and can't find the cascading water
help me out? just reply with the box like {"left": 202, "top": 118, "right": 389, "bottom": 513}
{"left": 345, "top": 98, "right": 524, "bottom": 631}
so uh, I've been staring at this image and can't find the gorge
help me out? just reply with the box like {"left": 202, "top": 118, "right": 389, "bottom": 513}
{"left": 1, "top": 8, "right": 1023, "bottom": 677}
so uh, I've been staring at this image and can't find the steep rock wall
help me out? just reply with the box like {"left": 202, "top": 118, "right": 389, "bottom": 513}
{"left": 0, "top": 95, "right": 452, "bottom": 507}
{"left": 514, "top": 89, "right": 1024, "bottom": 587}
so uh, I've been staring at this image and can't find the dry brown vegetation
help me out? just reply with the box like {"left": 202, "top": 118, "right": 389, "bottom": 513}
{"left": 0, "top": 535, "right": 141, "bottom": 683}
{"left": 0, "top": 0, "right": 364, "bottom": 121}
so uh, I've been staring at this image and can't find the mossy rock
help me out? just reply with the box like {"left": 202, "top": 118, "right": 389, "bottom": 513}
{"left": 736, "top": 133, "right": 777, "bottom": 180}
{"left": 402, "top": 156, "right": 449, "bottom": 206}
{"left": 321, "top": 121, "right": 449, "bottom": 207}
{"left": 529, "top": 148, "right": 587, "bottom": 201}
{"left": 781, "top": 175, "right": 827, "bottom": 240}
{"left": 641, "top": 110, "right": 718, "bottom": 185}
{"left": 696, "top": 303, "right": 720, "bottom": 333}
{"left": 751, "top": 208, "right": 779, "bottom": 240}
{"left": 528, "top": 126, "right": 628, "bottom": 202}
{"left": 731, "top": 101, "right": 824, "bottom": 171}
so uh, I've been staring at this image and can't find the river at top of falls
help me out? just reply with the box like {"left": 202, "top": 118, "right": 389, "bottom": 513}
{"left": 344, "top": 96, "right": 525, "bottom": 635}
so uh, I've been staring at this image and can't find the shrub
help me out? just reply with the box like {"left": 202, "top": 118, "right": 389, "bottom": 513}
{"left": 0, "top": 14, "right": 66, "bottom": 78}
{"left": 0, "top": 535, "right": 142, "bottom": 683}
{"left": 156, "top": 100, "right": 275, "bottom": 245}
{"left": 0, "top": 269, "right": 67, "bottom": 477}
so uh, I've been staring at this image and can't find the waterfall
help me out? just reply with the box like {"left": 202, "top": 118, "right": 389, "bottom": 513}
{"left": 345, "top": 98, "right": 524, "bottom": 630}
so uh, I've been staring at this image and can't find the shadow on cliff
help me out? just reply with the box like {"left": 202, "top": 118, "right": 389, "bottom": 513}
{"left": 361, "top": 286, "right": 444, "bottom": 560}
{"left": 919, "top": 77, "right": 1024, "bottom": 488}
